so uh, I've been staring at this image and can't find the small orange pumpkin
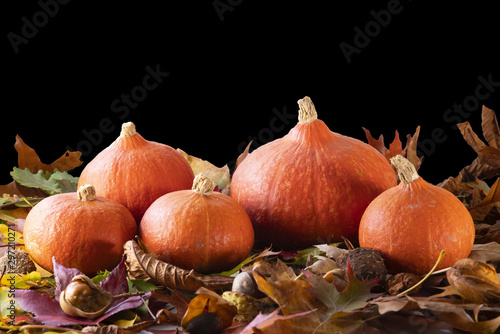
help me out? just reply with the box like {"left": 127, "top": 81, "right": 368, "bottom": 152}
{"left": 230, "top": 96, "right": 397, "bottom": 249}
{"left": 23, "top": 184, "right": 137, "bottom": 276}
{"left": 78, "top": 122, "right": 194, "bottom": 222}
{"left": 359, "top": 155, "right": 475, "bottom": 274}
{"left": 139, "top": 174, "right": 255, "bottom": 274}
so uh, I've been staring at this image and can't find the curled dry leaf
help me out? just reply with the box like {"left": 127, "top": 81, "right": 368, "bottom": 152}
{"left": 446, "top": 258, "right": 500, "bottom": 305}
{"left": 387, "top": 272, "right": 421, "bottom": 295}
{"left": 176, "top": 148, "right": 231, "bottom": 191}
{"left": 181, "top": 287, "right": 237, "bottom": 330}
{"left": 440, "top": 106, "right": 500, "bottom": 187}
{"left": 123, "top": 240, "right": 234, "bottom": 291}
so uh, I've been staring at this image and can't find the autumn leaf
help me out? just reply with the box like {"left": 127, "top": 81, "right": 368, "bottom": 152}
{"left": 0, "top": 135, "right": 82, "bottom": 197}
{"left": 363, "top": 126, "right": 422, "bottom": 170}
{"left": 303, "top": 262, "right": 380, "bottom": 322}
{"left": 10, "top": 168, "right": 79, "bottom": 195}
{"left": 181, "top": 287, "right": 237, "bottom": 330}
{"left": 14, "top": 135, "right": 83, "bottom": 173}
{"left": 440, "top": 106, "right": 500, "bottom": 188}
{"left": 176, "top": 148, "right": 231, "bottom": 191}
{"left": 123, "top": 239, "right": 234, "bottom": 291}
{"left": 446, "top": 258, "right": 500, "bottom": 305}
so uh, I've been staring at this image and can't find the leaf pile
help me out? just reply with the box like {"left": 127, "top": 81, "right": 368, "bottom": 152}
{"left": 1, "top": 106, "right": 500, "bottom": 333}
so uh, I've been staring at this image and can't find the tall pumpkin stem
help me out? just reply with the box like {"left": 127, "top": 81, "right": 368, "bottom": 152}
{"left": 120, "top": 122, "right": 137, "bottom": 138}
{"left": 192, "top": 174, "right": 216, "bottom": 196}
{"left": 297, "top": 96, "right": 318, "bottom": 123}
{"left": 390, "top": 155, "right": 419, "bottom": 184}
{"left": 78, "top": 184, "right": 97, "bottom": 202}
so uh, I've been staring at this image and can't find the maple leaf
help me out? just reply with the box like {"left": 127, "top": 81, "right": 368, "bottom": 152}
{"left": 15, "top": 256, "right": 150, "bottom": 326}
{"left": 303, "top": 261, "right": 380, "bottom": 322}
{"left": 363, "top": 126, "right": 422, "bottom": 170}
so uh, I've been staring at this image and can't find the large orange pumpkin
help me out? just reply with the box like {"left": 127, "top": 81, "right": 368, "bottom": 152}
{"left": 139, "top": 174, "right": 255, "bottom": 274}
{"left": 230, "top": 96, "right": 397, "bottom": 249}
{"left": 78, "top": 122, "right": 194, "bottom": 222}
{"left": 359, "top": 155, "right": 475, "bottom": 274}
{"left": 23, "top": 184, "right": 137, "bottom": 276}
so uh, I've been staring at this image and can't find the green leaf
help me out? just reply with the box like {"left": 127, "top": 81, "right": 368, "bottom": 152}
{"left": 10, "top": 168, "right": 78, "bottom": 195}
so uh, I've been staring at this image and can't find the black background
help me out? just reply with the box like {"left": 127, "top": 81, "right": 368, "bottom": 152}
{"left": 2, "top": 1, "right": 499, "bottom": 186}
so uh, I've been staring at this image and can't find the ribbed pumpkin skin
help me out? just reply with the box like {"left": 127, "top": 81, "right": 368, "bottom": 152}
{"left": 24, "top": 193, "right": 137, "bottom": 276}
{"left": 230, "top": 119, "right": 397, "bottom": 250}
{"left": 78, "top": 132, "right": 194, "bottom": 222}
{"left": 359, "top": 177, "right": 475, "bottom": 275}
{"left": 139, "top": 190, "right": 255, "bottom": 274}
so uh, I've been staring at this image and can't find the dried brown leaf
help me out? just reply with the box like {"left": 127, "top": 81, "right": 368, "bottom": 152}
{"left": 123, "top": 240, "right": 234, "bottom": 292}
{"left": 181, "top": 288, "right": 237, "bottom": 330}
{"left": 363, "top": 127, "right": 422, "bottom": 170}
{"left": 177, "top": 148, "right": 230, "bottom": 191}
{"left": 482, "top": 105, "right": 500, "bottom": 149}
{"left": 15, "top": 135, "right": 82, "bottom": 173}
{"left": 446, "top": 258, "right": 500, "bottom": 305}
{"left": 475, "top": 223, "right": 500, "bottom": 244}
{"left": 401, "top": 126, "right": 423, "bottom": 171}
{"left": 234, "top": 141, "right": 252, "bottom": 174}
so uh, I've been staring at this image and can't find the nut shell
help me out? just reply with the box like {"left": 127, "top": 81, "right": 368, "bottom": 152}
{"left": 59, "top": 275, "right": 113, "bottom": 318}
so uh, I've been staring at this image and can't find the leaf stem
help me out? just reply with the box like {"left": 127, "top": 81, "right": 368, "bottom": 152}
{"left": 397, "top": 250, "right": 446, "bottom": 296}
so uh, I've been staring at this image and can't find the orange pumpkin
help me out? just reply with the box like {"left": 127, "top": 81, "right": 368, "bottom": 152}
{"left": 359, "top": 155, "right": 475, "bottom": 274}
{"left": 139, "top": 174, "right": 255, "bottom": 274}
{"left": 78, "top": 122, "right": 194, "bottom": 222}
{"left": 23, "top": 184, "right": 137, "bottom": 276}
{"left": 230, "top": 96, "right": 397, "bottom": 249}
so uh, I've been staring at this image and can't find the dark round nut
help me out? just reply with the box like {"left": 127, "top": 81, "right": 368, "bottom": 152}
{"left": 184, "top": 312, "right": 222, "bottom": 334}
{"left": 0, "top": 249, "right": 36, "bottom": 274}
{"left": 336, "top": 247, "right": 388, "bottom": 286}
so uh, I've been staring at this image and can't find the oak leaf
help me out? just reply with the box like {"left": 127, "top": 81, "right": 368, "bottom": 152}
{"left": 0, "top": 135, "right": 82, "bottom": 197}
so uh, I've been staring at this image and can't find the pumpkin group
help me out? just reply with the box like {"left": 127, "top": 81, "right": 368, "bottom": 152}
{"left": 230, "top": 96, "right": 397, "bottom": 249}
{"left": 78, "top": 122, "right": 194, "bottom": 222}
{"left": 139, "top": 174, "right": 255, "bottom": 274}
{"left": 358, "top": 155, "right": 475, "bottom": 274}
{"left": 23, "top": 184, "right": 137, "bottom": 276}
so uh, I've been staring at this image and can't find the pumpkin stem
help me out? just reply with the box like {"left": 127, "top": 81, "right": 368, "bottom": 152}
{"left": 192, "top": 173, "right": 216, "bottom": 196}
{"left": 390, "top": 155, "right": 419, "bottom": 184}
{"left": 78, "top": 184, "right": 97, "bottom": 202}
{"left": 297, "top": 96, "right": 318, "bottom": 123}
{"left": 120, "top": 122, "right": 137, "bottom": 138}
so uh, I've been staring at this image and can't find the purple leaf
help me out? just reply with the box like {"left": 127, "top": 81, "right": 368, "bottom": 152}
{"left": 15, "top": 289, "right": 97, "bottom": 326}
{"left": 53, "top": 257, "right": 84, "bottom": 302}
{"left": 99, "top": 256, "right": 128, "bottom": 295}
{"left": 97, "top": 293, "right": 151, "bottom": 322}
